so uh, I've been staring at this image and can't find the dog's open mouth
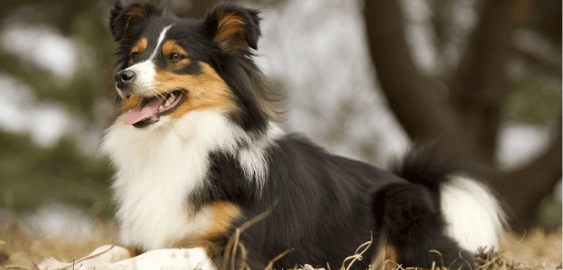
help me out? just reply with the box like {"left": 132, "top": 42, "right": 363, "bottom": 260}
{"left": 124, "top": 90, "right": 185, "bottom": 127}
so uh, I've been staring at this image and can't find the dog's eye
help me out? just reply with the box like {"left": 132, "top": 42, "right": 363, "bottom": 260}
{"left": 169, "top": 53, "right": 184, "bottom": 61}
{"left": 130, "top": 52, "right": 140, "bottom": 61}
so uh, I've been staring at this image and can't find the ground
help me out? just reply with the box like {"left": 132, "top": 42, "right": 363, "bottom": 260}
{"left": 0, "top": 218, "right": 561, "bottom": 270}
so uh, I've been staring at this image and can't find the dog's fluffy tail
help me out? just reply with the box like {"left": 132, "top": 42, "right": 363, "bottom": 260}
{"left": 392, "top": 147, "right": 506, "bottom": 252}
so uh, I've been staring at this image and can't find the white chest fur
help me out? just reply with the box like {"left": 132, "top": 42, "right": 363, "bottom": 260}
{"left": 101, "top": 111, "right": 245, "bottom": 250}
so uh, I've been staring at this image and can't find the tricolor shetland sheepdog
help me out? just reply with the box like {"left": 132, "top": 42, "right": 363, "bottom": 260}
{"left": 40, "top": 2, "right": 505, "bottom": 270}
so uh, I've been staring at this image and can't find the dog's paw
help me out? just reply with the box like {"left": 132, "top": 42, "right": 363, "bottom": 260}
{"left": 37, "top": 258, "right": 73, "bottom": 270}
{"left": 38, "top": 259, "right": 126, "bottom": 270}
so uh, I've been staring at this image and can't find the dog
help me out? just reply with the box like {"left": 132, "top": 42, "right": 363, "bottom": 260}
{"left": 39, "top": 1, "right": 505, "bottom": 269}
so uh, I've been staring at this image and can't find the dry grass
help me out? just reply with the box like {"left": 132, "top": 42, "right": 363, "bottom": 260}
{"left": 0, "top": 217, "right": 560, "bottom": 270}
{"left": 0, "top": 217, "right": 118, "bottom": 269}
{"left": 493, "top": 228, "right": 562, "bottom": 270}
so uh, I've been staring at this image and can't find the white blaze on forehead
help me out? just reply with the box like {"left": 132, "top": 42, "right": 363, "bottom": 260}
{"left": 149, "top": 25, "right": 172, "bottom": 60}
{"left": 122, "top": 25, "right": 172, "bottom": 95}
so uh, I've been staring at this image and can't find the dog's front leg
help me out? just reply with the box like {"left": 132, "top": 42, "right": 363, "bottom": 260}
{"left": 38, "top": 244, "right": 134, "bottom": 270}
{"left": 40, "top": 247, "right": 216, "bottom": 270}
{"left": 111, "top": 247, "right": 216, "bottom": 270}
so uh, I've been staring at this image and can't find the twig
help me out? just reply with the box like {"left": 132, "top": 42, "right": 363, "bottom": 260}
{"left": 263, "top": 248, "right": 295, "bottom": 270}
{"left": 237, "top": 242, "right": 248, "bottom": 270}
{"left": 475, "top": 252, "right": 505, "bottom": 270}
{"left": 224, "top": 200, "right": 280, "bottom": 262}
{"left": 458, "top": 250, "right": 472, "bottom": 270}
{"left": 430, "top": 250, "right": 445, "bottom": 269}
{"left": 230, "top": 228, "right": 241, "bottom": 270}
{"left": 238, "top": 200, "right": 280, "bottom": 233}
{"left": 51, "top": 244, "right": 118, "bottom": 270}
{"left": 340, "top": 233, "right": 373, "bottom": 270}
{"left": 29, "top": 257, "right": 40, "bottom": 270}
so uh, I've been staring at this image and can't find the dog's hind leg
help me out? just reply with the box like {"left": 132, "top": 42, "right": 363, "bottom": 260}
{"left": 371, "top": 183, "right": 474, "bottom": 270}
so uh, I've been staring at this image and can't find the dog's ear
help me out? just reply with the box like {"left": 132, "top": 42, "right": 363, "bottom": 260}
{"left": 109, "top": 1, "right": 163, "bottom": 41}
{"left": 203, "top": 4, "right": 261, "bottom": 54}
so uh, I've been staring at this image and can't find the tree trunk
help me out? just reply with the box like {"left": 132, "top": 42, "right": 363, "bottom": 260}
{"left": 449, "top": 0, "right": 534, "bottom": 165}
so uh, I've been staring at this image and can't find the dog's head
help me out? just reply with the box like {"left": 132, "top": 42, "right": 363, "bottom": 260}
{"left": 109, "top": 1, "right": 275, "bottom": 132}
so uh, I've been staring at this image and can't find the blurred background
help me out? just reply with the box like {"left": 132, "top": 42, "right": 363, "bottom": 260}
{"left": 0, "top": 0, "right": 560, "bottom": 235}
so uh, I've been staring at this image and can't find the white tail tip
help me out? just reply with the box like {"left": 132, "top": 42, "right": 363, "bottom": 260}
{"left": 440, "top": 175, "right": 506, "bottom": 252}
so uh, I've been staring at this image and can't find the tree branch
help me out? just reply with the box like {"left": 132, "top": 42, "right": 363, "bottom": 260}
{"left": 363, "top": 0, "right": 467, "bottom": 149}
{"left": 448, "top": 0, "right": 533, "bottom": 164}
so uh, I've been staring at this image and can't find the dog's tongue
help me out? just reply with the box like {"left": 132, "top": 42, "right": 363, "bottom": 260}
{"left": 124, "top": 98, "right": 163, "bottom": 125}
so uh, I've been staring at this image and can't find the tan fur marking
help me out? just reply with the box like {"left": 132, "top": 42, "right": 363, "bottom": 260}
{"left": 154, "top": 63, "right": 238, "bottom": 118}
{"left": 120, "top": 95, "right": 141, "bottom": 113}
{"left": 131, "top": 38, "right": 148, "bottom": 55}
{"left": 126, "top": 246, "right": 143, "bottom": 257}
{"left": 129, "top": 38, "right": 148, "bottom": 64}
{"left": 162, "top": 40, "right": 187, "bottom": 57}
{"left": 201, "top": 201, "right": 241, "bottom": 241}
{"left": 170, "top": 201, "right": 241, "bottom": 256}
{"left": 384, "top": 244, "right": 397, "bottom": 265}
{"left": 127, "top": 6, "right": 146, "bottom": 19}
{"left": 372, "top": 236, "right": 398, "bottom": 270}
{"left": 214, "top": 12, "right": 247, "bottom": 52}
{"left": 173, "top": 58, "right": 191, "bottom": 70}
{"left": 161, "top": 40, "right": 190, "bottom": 68}
{"left": 118, "top": 6, "right": 147, "bottom": 42}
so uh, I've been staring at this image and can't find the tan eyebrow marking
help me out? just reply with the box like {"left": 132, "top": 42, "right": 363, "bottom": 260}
{"left": 162, "top": 39, "right": 190, "bottom": 68}
{"left": 162, "top": 40, "right": 188, "bottom": 57}
{"left": 131, "top": 38, "right": 148, "bottom": 54}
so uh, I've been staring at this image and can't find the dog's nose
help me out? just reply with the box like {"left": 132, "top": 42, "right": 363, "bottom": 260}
{"left": 116, "top": 70, "right": 136, "bottom": 84}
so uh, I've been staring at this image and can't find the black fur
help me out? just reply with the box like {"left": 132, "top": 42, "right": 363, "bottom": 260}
{"left": 200, "top": 135, "right": 473, "bottom": 269}
{"left": 373, "top": 183, "right": 473, "bottom": 268}
{"left": 391, "top": 145, "right": 463, "bottom": 192}
{"left": 108, "top": 2, "right": 492, "bottom": 269}
{"left": 109, "top": 1, "right": 164, "bottom": 42}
